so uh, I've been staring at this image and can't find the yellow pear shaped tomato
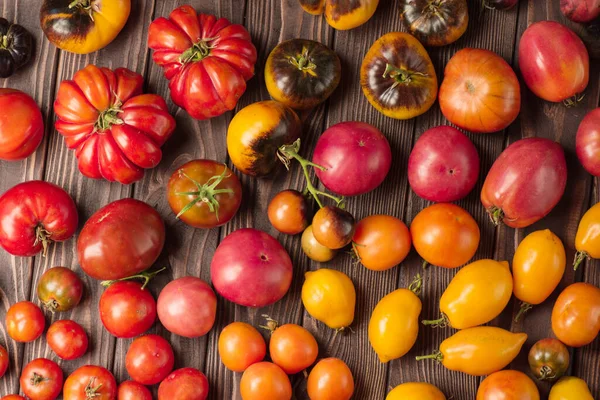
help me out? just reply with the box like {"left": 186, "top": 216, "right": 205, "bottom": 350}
{"left": 422, "top": 259, "right": 512, "bottom": 329}
{"left": 302, "top": 269, "right": 355, "bottom": 330}
{"left": 574, "top": 202, "right": 600, "bottom": 270}
{"left": 416, "top": 326, "right": 528, "bottom": 376}
{"left": 513, "top": 229, "right": 566, "bottom": 320}
{"left": 386, "top": 382, "right": 446, "bottom": 400}
{"left": 369, "top": 276, "right": 422, "bottom": 363}
{"left": 549, "top": 377, "right": 594, "bottom": 400}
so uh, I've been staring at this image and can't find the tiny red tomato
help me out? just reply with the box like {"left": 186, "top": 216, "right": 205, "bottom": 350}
{"left": 218, "top": 322, "right": 266, "bottom": 372}
{"left": 0, "top": 344, "right": 8, "bottom": 378}
{"left": 20, "top": 358, "right": 63, "bottom": 400}
{"left": 158, "top": 368, "right": 209, "bottom": 400}
{"left": 99, "top": 281, "right": 156, "bottom": 338}
{"left": 270, "top": 323, "right": 318, "bottom": 374}
{"left": 117, "top": 381, "right": 152, "bottom": 400}
{"left": 125, "top": 334, "right": 174, "bottom": 385}
{"left": 63, "top": 365, "right": 117, "bottom": 400}
{"left": 268, "top": 190, "right": 310, "bottom": 235}
{"left": 6, "top": 301, "right": 45, "bottom": 342}
{"left": 47, "top": 320, "right": 88, "bottom": 360}
{"left": 37, "top": 266, "right": 84, "bottom": 313}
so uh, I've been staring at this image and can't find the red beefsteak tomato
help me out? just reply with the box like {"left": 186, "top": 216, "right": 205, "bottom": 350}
{"left": 0, "top": 89, "right": 44, "bottom": 161}
{"left": 148, "top": 5, "right": 257, "bottom": 120}
{"left": 54, "top": 65, "right": 176, "bottom": 184}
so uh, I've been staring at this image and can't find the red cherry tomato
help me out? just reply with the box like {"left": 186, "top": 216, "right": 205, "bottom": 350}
{"left": 0, "top": 344, "right": 8, "bottom": 378}
{"left": 63, "top": 365, "right": 117, "bottom": 400}
{"left": 100, "top": 281, "right": 156, "bottom": 338}
{"left": 117, "top": 381, "right": 152, "bottom": 400}
{"left": 20, "top": 358, "right": 63, "bottom": 400}
{"left": 36, "top": 266, "right": 84, "bottom": 312}
{"left": 0, "top": 89, "right": 44, "bottom": 161}
{"left": 158, "top": 368, "right": 209, "bottom": 400}
{"left": 0, "top": 180, "right": 78, "bottom": 257}
{"left": 270, "top": 324, "right": 318, "bottom": 374}
{"left": 218, "top": 322, "right": 266, "bottom": 372}
{"left": 240, "top": 362, "right": 292, "bottom": 400}
{"left": 6, "top": 301, "right": 44, "bottom": 342}
{"left": 46, "top": 320, "right": 88, "bottom": 360}
{"left": 125, "top": 334, "right": 174, "bottom": 385}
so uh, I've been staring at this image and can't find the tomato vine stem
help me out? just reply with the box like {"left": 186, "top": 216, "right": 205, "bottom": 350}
{"left": 573, "top": 250, "right": 589, "bottom": 271}
{"left": 84, "top": 377, "right": 103, "bottom": 399}
{"left": 101, "top": 267, "right": 166, "bottom": 289}
{"left": 382, "top": 63, "right": 428, "bottom": 89}
{"left": 415, "top": 351, "right": 443, "bottom": 363}
{"left": 288, "top": 46, "right": 317, "bottom": 76}
{"left": 34, "top": 224, "right": 51, "bottom": 257}
{"left": 175, "top": 167, "right": 234, "bottom": 221}
{"left": 514, "top": 301, "right": 533, "bottom": 322}
{"left": 422, "top": 313, "right": 449, "bottom": 328}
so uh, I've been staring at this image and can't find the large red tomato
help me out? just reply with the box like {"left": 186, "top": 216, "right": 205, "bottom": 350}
{"left": 99, "top": 281, "right": 156, "bottom": 338}
{"left": 158, "top": 368, "right": 209, "bottom": 400}
{"left": 77, "top": 198, "right": 165, "bottom": 280}
{"left": 54, "top": 65, "right": 176, "bottom": 184}
{"left": 0, "top": 89, "right": 44, "bottom": 161}
{"left": 20, "top": 358, "right": 63, "bottom": 400}
{"left": 125, "top": 334, "right": 174, "bottom": 385}
{"left": 0, "top": 180, "right": 78, "bottom": 257}
{"left": 63, "top": 365, "right": 117, "bottom": 400}
{"left": 148, "top": 5, "right": 257, "bottom": 120}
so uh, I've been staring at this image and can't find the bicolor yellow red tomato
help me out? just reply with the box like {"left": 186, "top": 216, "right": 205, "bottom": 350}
{"left": 477, "top": 370, "right": 540, "bottom": 400}
{"left": 574, "top": 202, "right": 600, "bottom": 270}
{"left": 302, "top": 269, "right": 356, "bottom": 330}
{"left": 299, "top": 0, "right": 379, "bottom": 30}
{"left": 386, "top": 382, "right": 446, "bottom": 400}
{"left": 549, "top": 377, "right": 594, "bottom": 400}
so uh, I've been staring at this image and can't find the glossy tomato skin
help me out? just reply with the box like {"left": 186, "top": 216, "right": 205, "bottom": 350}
{"left": 361, "top": 32, "right": 437, "bottom": 120}
{"left": 218, "top": 322, "right": 266, "bottom": 372}
{"left": 575, "top": 202, "right": 600, "bottom": 267}
{"left": 6, "top": 301, "right": 45, "bottom": 342}
{"left": 0, "top": 19, "right": 33, "bottom": 78}
{"left": 299, "top": 0, "right": 326, "bottom": 14}
{"left": 1, "top": 396, "right": 25, "bottom": 400}
{"left": 0, "top": 345, "right": 8, "bottom": 378}
{"left": 125, "top": 334, "right": 174, "bottom": 385}
{"left": 240, "top": 362, "right": 292, "bottom": 400}
{"left": 63, "top": 365, "right": 117, "bottom": 400}
{"left": 551, "top": 282, "right": 600, "bottom": 347}
{"left": 167, "top": 160, "right": 242, "bottom": 229}
{"left": 301, "top": 225, "right": 337, "bottom": 262}
{"left": 0, "top": 89, "right": 43, "bottom": 160}
{"left": 313, "top": 122, "right": 392, "bottom": 196}
{"left": 576, "top": 108, "right": 600, "bottom": 176}
{"left": 549, "top": 377, "right": 594, "bottom": 400}
{"left": 302, "top": 269, "right": 356, "bottom": 330}
{"left": 352, "top": 215, "right": 411, "bottom": 271}
{"left": 211, "top": 228, "right": 293, "bottom": 307}
{"left": 268, "top": 190, "right": 309, "bottom": 235}
{"left": 312, "top": 206, "right": 356, "bottom": 249}
{"left": 483, "top": 0, "right": 519, "bottom": 9}
{"left": 477, "top": 370, "right": 540, "bottom": 400}
{"left": 20, "top": 358, "right": 63, "bottom": 400}
{"left": 561, "top": 0, "right": 600, "bottom": 22}
{"left": 408, "top": 126, "right": 479, "bottom": 202}
{"left": 400, "top": 0, "right": 468, "bottom": 46}
{"left": 519, "top": 21, "right": 589, "bottom": 103}
{"left": 528, "top": 338, "right": 570, "bottom": 381}
{"left": 77, "top": 198, "right": 165, "bottom": 280}
{"left": 324, "top": 0, "right": 379, "bottom": 30}
{"left": 54, "top": 65, "right": 176, "bottom": 184}
{"left": 481, "top": 138, "right": 567, "bottom": 228}
{"left": 157, "top": 276, "right": 217, "bottom": 338}
{"left": 410, "top": 203, "right": 480, "bottom": 268}
{"left": 37, "top": 266, "right": 84, "bottom": 312}
{"left": 117, "top": 381, "right": 152, "bottom": 400}
{"left": 270, "top": 324, "right": 318, "bottom": 374}
{"left": 47, "top": 320, "right": 88, "bottom": 360}
{"left": 148, "top": 5, "right": 257, "bottom": 120}
{"left": 386, "top": 382, "right": 446, "bottom": 400}
{"left": 99, "top": 281, "right": 156, "bottom": 338}
{"left": 439, "top": 48, "right": 520, "bottom": 133}
{"left": 227, "top": 101, "right": 301, "bottom": 177}
{"left": 41, "top": 0, "right": 130, "bottom": 54}
{"left": 307, "top": 358, "right": 354, "bottom": 400}
{"left": 158, "top": 368, "right": 209, "bottom": 400}
{"left": 0, "top": 180, "right": 78, "bottom": 257}
{"left": 265, "top": 39, "right": 341, "bottom": 110}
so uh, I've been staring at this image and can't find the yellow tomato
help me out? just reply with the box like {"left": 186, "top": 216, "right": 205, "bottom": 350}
{"left": 549, "top": 377, "right": 594, "bottom": 400}
{"left": 574, "top": 202, "right": 600, "bottom": 270}
{"left": 386, "top": 382, "right": 446, "bottom": 400}
{"left": 369, "top": 277, "right": 422, "bottom": 363}
{"left": 423, "top": 259, "right": 512, "bottom": 329}
{"left": 325, "top": 0, "right": 379, "bottom": 30}
{"left": 417, "top": 327, "right": 528, "bottom": 376}
{"left": 302, "top": 269, "right": 355, "bottom": 330}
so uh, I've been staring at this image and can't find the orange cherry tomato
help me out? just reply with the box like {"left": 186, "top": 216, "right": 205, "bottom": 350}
{"left": 6, "top": 301, "right": 45, "bottom": 343}
{"left": 301, "top": 225, "right": 338, "bottom": 262}
{"left": 551, "top": 282, "right": 600, "bottom": 347}
{"left": 352, "top": 215, "right": 412, "bottom": 271}
{"left": 268, "top": 190, "right": 309, "bottom": 235}
{"left": 312, "top": 206, "right": 356, "bottom": 249}
{"left": 477, "top": 370, "right": 540, "bottom": 400}
{"left": 410, "top": 203, "right": 480, "bottom": 268}
{"left": 269, "top": 323, "right": 318, "bottom": 374}
{"left": 307, "top": 358, "right": 354, "bottom": 400}
{"left": 218, "top": 322, "right": 266, "bottom": 372}
{"left": 240, "top": 362, "right": 291, "bottom": 400}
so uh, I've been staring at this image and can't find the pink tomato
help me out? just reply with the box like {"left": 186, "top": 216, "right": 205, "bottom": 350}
{"left": 561, "top": 0, "right": 600, "bottom": 22}
{"left": 576, "top": 108, "right": 600, "bottom": 176}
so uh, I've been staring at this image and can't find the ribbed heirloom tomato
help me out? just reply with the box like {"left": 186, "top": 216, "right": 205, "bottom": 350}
{"left": 148, "top": 5, "right": 257, "bottom": 120}
{"left": 54, "top": 65, "right": 176, "bottom": 184}
{"left": 399, "top": 0, "right": 468, "bottom": 46}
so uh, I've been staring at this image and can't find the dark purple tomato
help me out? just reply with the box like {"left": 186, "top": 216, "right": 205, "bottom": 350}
{"left": 528, "top": 338, "right": 570, "bottom": 381}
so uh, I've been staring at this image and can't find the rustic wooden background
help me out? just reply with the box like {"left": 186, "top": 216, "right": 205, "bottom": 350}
{"left": 0, "top": 0, "right": 598, "bottom": 399}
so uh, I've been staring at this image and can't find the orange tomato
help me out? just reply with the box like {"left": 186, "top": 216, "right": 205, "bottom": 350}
{"left": 477, "top": 370, "right": 540, "bottom": 400}
{"left": 270, "top": 324, "right": 318, "bottom": 374}
{"left": 574, "top": 202, "right": 600, "bottom": 270}
{"left": 240, "top": 362, "right": 291, "bottom": 400}
{"left": 218, "top": 322, "right": 266, "bottom": 372}
{"left": 307, "top": 358, "right": 354, "bottom": 400}
{"left": 551, "top": 282, "right": 600, "bottom": 347}
{"left": 352, "top": 215, "right": 411, "bottom": 271}
{"left": 301, "top": 225, "right": 338, "bottom": 262}
{"left": 410, "top": 203, "right": 480, "bottom": 268}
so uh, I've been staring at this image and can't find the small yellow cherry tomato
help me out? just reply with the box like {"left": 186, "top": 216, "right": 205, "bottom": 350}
{"left": 386, "top": 382, "right": 446, "bottom": 400}
{"left": 422, "top": 259, "right": 512, "bottom": 329}
{"left": 369, "top": 276, "right": 422, "bottom": 363}
{"left": 574, "top": 202, "right": 600, "bottom": 270}
{"left": 416, "top": 327, "right": 528, "bottom": 376}
{"left": 325, "top": 0, "right": 379, "bottom": 30}
{"left": 301, "top": 269, "right": 355, "bottom": 330}
{"left": 549, "top": 376, "right": 594, "bottom": 400}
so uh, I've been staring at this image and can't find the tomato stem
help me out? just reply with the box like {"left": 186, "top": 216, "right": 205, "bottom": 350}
{"left": 514, "top": 301, "right": 533, "bottom": 322}
{"left": 34, "top": 224, "right": 51, "bottom": 257}
{"left": 0, "top": 35, "right": 9, "bottom": 50}
{"left": 382, "top": 63, "right": 428, "bottom": 89}
{"left": 539, "top": 365, "right": 556, "bottom": 381}
{"left": 563, "top": 93, "right": 586, "bottom": 108}
{"left": 259, "top": 314, "right": 279, "bottom": 333}
{"left": 68, "top": 0, "right": 95, "bottom": 21}
{"left": 85, "top": 377, "right": 103, "bottom": 399}
{"left": 31, "top": 372, "right": 48, "bottom": 386}
{"left": 42, "top": 299, "right": 60, "bottom": 313}
{"left": 573, "top": 250, "right": 589, "bottom": 271}
{"left": 408, "top": 273, "right": 423, "bottom": 296}
{"left": 288, "top": 46, "right": 317, "bottom": 76}
{"left": 422, "top": 313, "right": 449, "bottom": 328}
{"left": 415, "top": 351, "right": 443, "bottom": 363}
{"left": 174, "top": 167, "right": 234, "bottom": 221}
{"left": 101, "top": 267, "right": 167, "bottom": 289}
{"left": 487, "top": 206, "right": 504, "bottom": 226}
{"left": 180, "top": 37, "right": 218, "bottom": 64}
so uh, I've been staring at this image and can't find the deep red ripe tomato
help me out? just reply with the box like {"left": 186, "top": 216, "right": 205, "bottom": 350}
{"left": 218, "top": 322, "right": 266, "bottom": 372}
{"left": 267, "top": 190, "right": 309, "bottom": 235}
{"left": 117, "top": 381, "right": 152, "bottom": 400}
{"left": 100, "top": 281, "right": 156, "bottom": 338}
{"left": 63, "top": 365, "right": 117, "bottom": 400}
{"left": 6, "top": 301, "right": 45, "bottom": 342}
{"left": 54, "top": 65, "right": 176, "bottom": 184}
{"left": 37, "top": 266, "right": 84, "bottom": 313}
{"left": 77, "top": 198, "right": 165, "bottom": 281}
{"left": 0, "top": 344, "right": 8, "bottom": 378}
{"left": 20, "top": 358, "right": 63, "bottom": 400}
{"left": 158, "top": 368, "right": 209, "bottom": 400}
{"left": 0, "top": 89, "right": 43, "bottom": 161}
{"left": 0, "top": 180, "right": 78, "bottom": 257}
{"left": 240, "top": 362, "right": 292, "bottom": 400}
{"left": 148, "top": 5, "right": 257, "bottom": 120}
{"left": 167, "top": 159, "right": 242, "bottom": 229}
{"left": 270, "top": 324, "right": 318, "bottom": 374}
{"left": 125, "top": 334, "right": 174, "bottom": 385}
{"left": 46, "top": 320, "right": 88, "bottom": 360}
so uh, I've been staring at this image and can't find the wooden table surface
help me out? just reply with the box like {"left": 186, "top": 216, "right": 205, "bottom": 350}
{"left": 0, "top": 0, "right": 599, "bottom": 399}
